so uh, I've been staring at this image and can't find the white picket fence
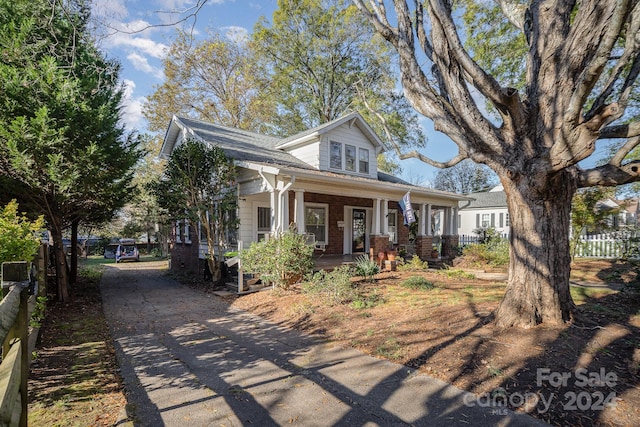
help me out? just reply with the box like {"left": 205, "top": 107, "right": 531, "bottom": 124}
{"left": 458, "top": 231, "right": 640, "bottom": 259}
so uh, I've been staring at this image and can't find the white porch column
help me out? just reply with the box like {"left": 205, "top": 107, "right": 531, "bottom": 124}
{"left": 420, "top": 204, "right": 427, "bottom": 236}
{"left": 278, "top": 191, "right": 290, "bottom": 231}
{"left": 444, "top": 207, "right": 452, "bottom": 235}
{"left": 426, "top": 204, "right": 433, "bottom": 236}
{"left": 270, "top": 190, "right": 278, "bottom": 233}
{"left": 453, "top": 207, "right": 459, "bottom": 234}
{"left": 373, "top": 198, "right": 381, "bottom": 235}
{"left": 294, "top": 190, "right": 305, "bottom": 234}
{"left": 382, "top": 199, "right": 389, "bottom": 235}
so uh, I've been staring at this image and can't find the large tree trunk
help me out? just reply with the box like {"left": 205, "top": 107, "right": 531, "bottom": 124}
{"left": 50, "top": 220, "right": 69, "bottom": 301}
{"left": 494, "top": 171, "right": 578, "bottom": 328}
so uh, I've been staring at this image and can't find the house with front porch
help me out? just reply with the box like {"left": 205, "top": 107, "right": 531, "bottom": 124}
{"left": 159, "top": 112, "right": 467, "bottom": 288}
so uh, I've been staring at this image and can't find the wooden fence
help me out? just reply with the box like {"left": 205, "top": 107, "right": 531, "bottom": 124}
{"left": 0, "top": 245, "right": 47, "bottom": 427}
{"left": 458, "top": 231, "right": 640, "bottom": 259}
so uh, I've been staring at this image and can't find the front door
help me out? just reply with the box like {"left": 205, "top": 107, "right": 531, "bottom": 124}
{"left": 352, "top": 209, "right": 366, "bottom": 253}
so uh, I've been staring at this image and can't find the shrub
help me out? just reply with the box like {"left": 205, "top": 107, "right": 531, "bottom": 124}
{"left": 240, "top": 231, "right": 314, "bottom": 289}
{"left": 302, "top": 265, "right": 357, "bottom": 305}
{"left": 397, "top": 255, "right": 428, "bottom": 272}
{"left": 462, "top": 238, "right": 509, "bottom": 268}
{"left": 353, "top": 254, "right": 379, "bottom": 281}
{"left": 0, "top": 200, "right": 44, "bottom": 265}
{"left": 401, "top": 276, "right": 435, "bottom": 290}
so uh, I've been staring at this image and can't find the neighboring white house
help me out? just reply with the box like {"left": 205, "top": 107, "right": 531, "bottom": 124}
{"left": 458, "top": 187, "right": 638, "bottom": 238}
{"left": 160, "top": 112, "right": 468, "bottom": 277}
{"left": 458, "top": 185, "right": 510, "bottom": 236}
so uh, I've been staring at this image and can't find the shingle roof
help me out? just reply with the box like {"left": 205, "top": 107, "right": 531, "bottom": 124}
{"left": 459, "top": 190, "right": 507, "bottom": 209}
{"left": 176, "top": 116, "right": 314, "bottom": 170}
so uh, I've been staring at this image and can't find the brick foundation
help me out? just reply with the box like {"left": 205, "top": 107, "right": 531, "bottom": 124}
{"left": 414, "top": 235, "right": 435, "bottom": 259}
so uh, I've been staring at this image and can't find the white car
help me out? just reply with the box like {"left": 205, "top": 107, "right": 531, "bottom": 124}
{"left": 116, "top": 240, "right": 139, "bottom": 263}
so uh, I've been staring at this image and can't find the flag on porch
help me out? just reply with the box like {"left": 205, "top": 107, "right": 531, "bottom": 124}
{"left": 398, "top": 191, "right": 416, "bottom": 225}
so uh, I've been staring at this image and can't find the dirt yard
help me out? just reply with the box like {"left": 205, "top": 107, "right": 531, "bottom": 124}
{"left": 224, "top": 259, "right": 640, "bottom": 427}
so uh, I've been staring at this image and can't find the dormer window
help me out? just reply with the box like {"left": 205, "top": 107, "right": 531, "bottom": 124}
{"left": 330, "top": 141, "right": 342, "bottom": 169}
{"left": 359, "top": 148, "right": 369, "bottom": 174}
{"left": 345, "top": 144, "right": 356, "bottom": 171}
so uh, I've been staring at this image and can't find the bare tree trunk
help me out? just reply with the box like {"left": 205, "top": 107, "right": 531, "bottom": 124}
{"left": 494, "top": 171, "right": 577, "bottom": 328}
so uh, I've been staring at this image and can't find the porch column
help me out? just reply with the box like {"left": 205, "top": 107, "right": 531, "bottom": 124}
{"left": 426, "top": 204, "right": 432, "bottom": 236}
{"left": 382, "top": 199, "right": 389, "bottom": 235}
{"left": 453, "top": 207, "right": 459, "bottom": 234}
{"left": 444, "top": 207, "right": 452, "bottom": 235}
{"left": 373, "top": 198, "right": 381, "bottom": 235}
{"left": 294, "top": 190, "right": 305, "bottom": 234}
{"left": 270, "top": 190, "right": 278, "bottom": 233}
{"left": 420, "top": 204, "right": 427, "bottom": 236}
{"left": 281, "top": 190, "right": 290, "bottom": 231}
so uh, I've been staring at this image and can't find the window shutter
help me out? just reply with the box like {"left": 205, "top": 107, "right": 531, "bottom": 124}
{"left": 476, "top": 214, "right": 480, "bottom": 227}
{"left": 499, "top": 213, "right": 504, "bottom": 228}
{"left": 491, "top": 213, "right": 495, "bottom": 227}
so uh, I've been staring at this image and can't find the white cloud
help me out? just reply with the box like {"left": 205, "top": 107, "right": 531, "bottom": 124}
{"left": 108, "top": 30, "right": 168, "bottom": 59}
{"left": 221, "top": 26, "right": 249, "bottom": 43}
{"left": 120, "top": 80, "right": 147, "bottom": 131}
{"left": 127, "top": 53, "right": 164, "bottom": 80}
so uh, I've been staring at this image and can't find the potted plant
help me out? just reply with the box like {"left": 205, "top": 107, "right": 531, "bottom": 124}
{"left": 431, "top": 247, "right": 440, "bottom": 258}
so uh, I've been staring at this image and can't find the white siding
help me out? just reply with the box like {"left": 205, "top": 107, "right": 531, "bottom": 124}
{"left": 238, "top": 194, "right": 270, "bottom": 245}
{"left": 287, "top": 142, "right": 320, "bottom": 169}
{"left": 458, "top": 207, "right": 510, "bottom": 236}
{"left": 312, "top": 123, "right": 379, "bottom": 178}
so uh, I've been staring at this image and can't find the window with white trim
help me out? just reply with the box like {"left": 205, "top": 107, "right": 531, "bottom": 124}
{"left": 345, "top": 144, "right": 356, "bottom": 171}
{"left": 388, "top": 209, "right": 398, "bottom": 244}
{"left": 175, "top": 220, "right": 182, "bottom": 243}
{"left": 257, "top": 206, "right": 271, "bottom": 241}
{"left": 359, "top": 148, "right": 369, "bottom": 174}
{"left": 305, "top": 204, "right": 328, "bottom": 244}
{"left": 481, "top": 213, "right": 490, "bottom": 228}
{"left": 330, "top": 141, "right": 342, "bottom": 169}
{"left": 184, "top": 219, "right": 191, "bottom": 244}
{"left": 505, "top": 213, "right": 510, "bottom": 227}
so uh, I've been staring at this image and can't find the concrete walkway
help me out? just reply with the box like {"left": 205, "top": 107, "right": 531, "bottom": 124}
{"left": 101, "top": 261, "right": 548, "bottom": 426}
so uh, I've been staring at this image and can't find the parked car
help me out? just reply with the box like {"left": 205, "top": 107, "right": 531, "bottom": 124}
{"left": 116, "top": 239, "right": 139, "bottom": 263}
{"left": 103, "top": 243, "right": 119, "bottom": 259}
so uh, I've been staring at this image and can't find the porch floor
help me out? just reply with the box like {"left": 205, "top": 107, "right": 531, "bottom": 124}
{"left": 312, "top": 253, "right": 365, "bottom": 270}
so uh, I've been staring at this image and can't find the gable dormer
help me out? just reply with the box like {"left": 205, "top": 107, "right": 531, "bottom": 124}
{"left": 276, "top": 112, "right": 385, "bottom": 179}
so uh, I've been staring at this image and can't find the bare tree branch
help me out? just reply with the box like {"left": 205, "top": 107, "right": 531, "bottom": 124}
{"left": 565, "top": 0, "right": 631, "bottom": 128}
{"left": 579, "top": 160, "right": 640, "bottom": 187}
{"left": 94, "top": 0, "right": 208, "bottom": 37}
{"left": 495, "top": 0, "right": 526, "bottom": 32}
{"left": 586, "top": 4, "right": 640, "bottom": 119}
{"left": 399, "top": 150, "right": 466, "bottom": 168}
{"left": 599, "top": 122, "right": 640, "bottom": 139}
{"left": 610, "top": 136, "right": 640, "bottom": 166}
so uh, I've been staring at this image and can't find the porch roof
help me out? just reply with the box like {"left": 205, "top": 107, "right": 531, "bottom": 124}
{"left": 238, "top": 160, "right": 470, "bottom": 204}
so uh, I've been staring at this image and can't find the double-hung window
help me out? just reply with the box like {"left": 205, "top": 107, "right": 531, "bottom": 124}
{"left": 359, "top": 148, "right": 369, "bottom": 174}
{"left": 257, "top": 206, "right": 271, "bottom": 241}
{"left": 388, "top": 209, "right": 398, "bottom": 244}
{"left": 330, "top": 141, "right": 342, "bottom": 169}
{"left": 345, "top": 144, "right": 356, "bottom": 171}
{"left": 305, "top": 204, "right": 328, "bottom": 245}
{"left": 481, "top": 213, "right": 490, "bottom": 228}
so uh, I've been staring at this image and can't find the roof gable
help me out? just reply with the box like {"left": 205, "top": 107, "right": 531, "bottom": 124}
{"left": 276, "top": 111, "right": 386, "bottom": 151}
